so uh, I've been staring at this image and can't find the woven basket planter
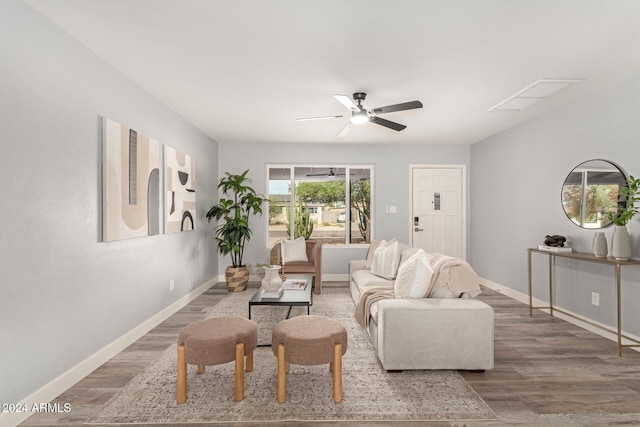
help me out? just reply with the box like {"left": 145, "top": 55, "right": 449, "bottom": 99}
{"left": 225, "top": 266, "right": 249, "bottom": 292}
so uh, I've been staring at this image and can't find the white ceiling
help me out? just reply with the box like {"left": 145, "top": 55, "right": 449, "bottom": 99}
{"left": 25, "top": 0, "right": 640, "bottom": 145}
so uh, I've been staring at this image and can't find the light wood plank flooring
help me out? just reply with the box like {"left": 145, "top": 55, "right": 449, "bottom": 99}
{"left": 18, "top": 282, "right": 640, "bottom": 427}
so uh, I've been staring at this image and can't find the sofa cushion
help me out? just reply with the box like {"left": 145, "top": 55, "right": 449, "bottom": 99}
{"left": 371, "top": 240, "right": 402, "bottom": 280}
{"left": 281, "top": 237, "right": 308, "bottom": 263}
{"left": 394, "top": 249, "right": 433, "bottom": 298}
{"left": 352, "top": 269, "right": 394, "bottom": 291}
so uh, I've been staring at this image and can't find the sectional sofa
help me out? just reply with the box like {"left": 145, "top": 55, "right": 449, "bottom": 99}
{"left": 350, "top": 241, "right": 494, "bottom": 371}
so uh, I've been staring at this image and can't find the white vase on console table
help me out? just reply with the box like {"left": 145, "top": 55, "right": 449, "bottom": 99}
{"left": 611, "top": 226, "right": 631, "bottom": 261}
{"left": 592, "top": 232, "right": 608, "bottom": 258}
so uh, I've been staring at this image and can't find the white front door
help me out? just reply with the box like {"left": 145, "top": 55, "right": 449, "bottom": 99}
{"left": 411, "top": 166, "right": 464, "bottom": 258}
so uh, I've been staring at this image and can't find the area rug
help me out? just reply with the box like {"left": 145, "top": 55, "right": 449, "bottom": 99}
{"left": 87, "top": 288, "right": 496, "bottom": 424}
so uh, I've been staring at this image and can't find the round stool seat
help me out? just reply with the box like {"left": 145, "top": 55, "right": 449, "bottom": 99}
{"left": 178, "top": 316, "right": 258, "bottom": 366}
{"left": 177, "top": 316, "right": 258, "bottom": 404}
{"left": 272, "top": 315, "right": 347, "bottom": 365}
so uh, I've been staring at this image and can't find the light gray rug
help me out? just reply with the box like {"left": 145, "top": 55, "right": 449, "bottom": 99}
{"left": 88, "top": 288, "right": 496, "bottom": 424}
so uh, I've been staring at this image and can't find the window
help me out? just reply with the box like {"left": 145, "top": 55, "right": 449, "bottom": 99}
{"left": 267, "top": 165, "right": 373, "bottom": 246}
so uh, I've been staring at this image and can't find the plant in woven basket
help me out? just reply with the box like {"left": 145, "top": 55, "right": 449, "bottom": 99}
{"left": 206, "top": 170, "right": 264, "bottom": 290}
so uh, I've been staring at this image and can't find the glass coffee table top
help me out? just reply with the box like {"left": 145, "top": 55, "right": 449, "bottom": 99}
{"left": 248, "top": 274, "right": 313, "bottom": 319}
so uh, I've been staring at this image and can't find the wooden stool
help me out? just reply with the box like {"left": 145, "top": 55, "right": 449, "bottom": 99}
{"left": 177, "top": 316, "right": 257, "bottom": 403}
{"left": 272, "top": 315, "right": 348, "bottom": 403}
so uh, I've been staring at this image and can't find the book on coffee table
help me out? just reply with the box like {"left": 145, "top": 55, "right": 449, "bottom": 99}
{"left": 283, "top": 279, "right": 308, "bottom": 290}
{"left": 261, "top": 287, "right": 284, "bottom": 299}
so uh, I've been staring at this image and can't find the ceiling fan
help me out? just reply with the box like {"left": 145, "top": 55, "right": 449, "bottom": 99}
{"left": 297, "top": 92, "right": 423, "bottom": 137}
{"left": 306, "top": 167, "right": 345, "bottom": 177}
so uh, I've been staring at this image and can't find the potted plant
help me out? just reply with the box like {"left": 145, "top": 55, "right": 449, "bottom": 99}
{"left": 607, "top": 175, "right": 640, "bottom": 260}
{"left": 206, "top": 169, "right": 264, "bottom": 291}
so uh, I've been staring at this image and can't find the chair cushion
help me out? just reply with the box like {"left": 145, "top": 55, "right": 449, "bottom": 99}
{"left": 281, "top": 237, "right": 308, "bottom": 263}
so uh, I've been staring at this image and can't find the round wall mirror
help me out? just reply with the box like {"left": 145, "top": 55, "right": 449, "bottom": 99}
{"left": 561, "top": 159, "right": 627, "bottom": 229}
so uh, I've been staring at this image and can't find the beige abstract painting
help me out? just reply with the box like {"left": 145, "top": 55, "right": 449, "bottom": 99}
{"left": 103, "top": 117, "right": 161, "bottom": 241}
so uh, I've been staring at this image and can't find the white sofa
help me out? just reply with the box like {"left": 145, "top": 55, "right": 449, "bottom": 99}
{"left": 350, "top": 243, "right": 494, "bottom": 371}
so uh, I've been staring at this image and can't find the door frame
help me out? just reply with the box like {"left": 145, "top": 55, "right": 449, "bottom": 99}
{"left": 409, "top": 164, "right": 467, "bottom": 259}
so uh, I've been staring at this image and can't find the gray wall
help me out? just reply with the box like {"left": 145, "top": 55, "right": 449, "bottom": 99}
{"left": 0, "top": 0, "right": 218, "bottom": 405}
{"left": 470, "top": 73, "right": 640, "bottom": 336}
{"left": 217, "top": 142, "right": 470, "bottom": 275}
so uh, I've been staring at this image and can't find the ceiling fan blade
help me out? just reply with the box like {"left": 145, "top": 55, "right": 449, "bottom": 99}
{"left": 336, "top": 122, "right": 352, "bottom": 138}
{"left": 372, "top": 100, "right": 423, "bottom": 114}
{"left": 333, "top": 94, "right": 360, "bottom": 112}
{"left": 370, "top": 116, "right": 407, "bottom": 131}
{"left": 307, "top": 167, "right": 334, "bottom": 177}
{"left": 296, "top": 114, "right": 344, "bottom": 122}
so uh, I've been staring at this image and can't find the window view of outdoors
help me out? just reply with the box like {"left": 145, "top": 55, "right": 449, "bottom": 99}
{"left": 562, "top": 163, "right": 624, "bottom": 228}
{"left": 268, "top": 166, "right": 372, "bottom": 246}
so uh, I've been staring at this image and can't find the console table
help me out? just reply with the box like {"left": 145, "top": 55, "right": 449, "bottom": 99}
{"left": 527, "top": 248, "right": 640, "bottom": 356}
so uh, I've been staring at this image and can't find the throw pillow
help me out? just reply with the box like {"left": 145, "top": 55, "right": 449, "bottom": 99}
{"left": 394, "top": 249, "right": 433, "bottom": 298}
{"left": 370, "top": 239, "right": 402, "bottom": 280}
{"left": 365, "top": 240, "right": 381, "bottom": 269}
{"left": 281, "top": 237, "right": 308, "bottom": 263}
{"left": 366, "top": 238, "right": 397, "bottom": 269}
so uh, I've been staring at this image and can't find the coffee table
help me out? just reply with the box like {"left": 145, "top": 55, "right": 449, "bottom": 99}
{"left": 248, "top": 274, "right": 313, "bottom": 320}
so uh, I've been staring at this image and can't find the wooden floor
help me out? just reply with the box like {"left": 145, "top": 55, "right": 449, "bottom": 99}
{"left": 18, "top": 282, "right": 640, "bottom": 427}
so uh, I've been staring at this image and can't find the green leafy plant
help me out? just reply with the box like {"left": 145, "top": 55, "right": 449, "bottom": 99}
{"left": 206, "top": 170, "right": 264, "bottom": 267}
{"left": 607, "top": 175, "right": 640, "bottom": 226}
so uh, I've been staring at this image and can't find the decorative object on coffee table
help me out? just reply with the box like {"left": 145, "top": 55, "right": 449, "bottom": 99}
{"left": 262, "top": 265, "right": 283, "bottom": 293}
{"left": 608, "top": 175, "right": 640, "bottom": 261}
{"left": 206, "top": 169, "right": 264, "bottom": 292}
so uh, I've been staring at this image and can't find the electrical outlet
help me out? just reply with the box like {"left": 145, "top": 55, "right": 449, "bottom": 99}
{"left": 169, "top": 279, "right": 175, "bottom": 292}
{"left": 591, "top": 292, "right": 599, "bottom": 306}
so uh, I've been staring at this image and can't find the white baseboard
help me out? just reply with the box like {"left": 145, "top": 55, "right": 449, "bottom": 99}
{"left": 480, "top": 277, "right": 640, "bottom": 352}
{"left": 321, "top": 273, "right": 349, "bottom": 282}
{"left": 0, "top": 279, "right": 216, "bottom": 427}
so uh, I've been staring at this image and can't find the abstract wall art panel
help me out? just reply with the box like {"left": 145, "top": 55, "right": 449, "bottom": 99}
{"left": 164, "top": 146, "right": 196, "bottom": 233}
{"left": 103, "top": 117, "right": 161, "bottom": 241}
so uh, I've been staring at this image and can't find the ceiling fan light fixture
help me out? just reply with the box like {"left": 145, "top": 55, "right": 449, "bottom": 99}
{"left": 350, "top": 110, "right": 369, "bottom": 125}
